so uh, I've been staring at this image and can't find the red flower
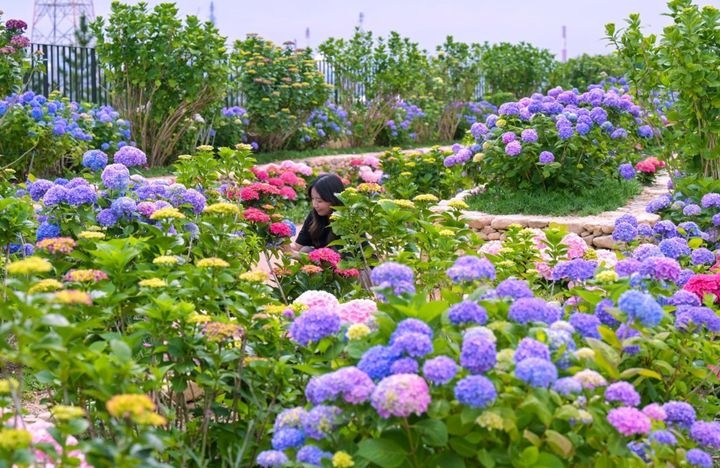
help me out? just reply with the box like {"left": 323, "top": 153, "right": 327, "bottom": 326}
{"left": 243, "top": 207, "right": 271, "bottom": 223}
{"left": 279, "top": 171, "right": 301, "bottom": 186}
{"left": 335, "top": 267, "right": 360, "bottom": 278}
{"left": 269, "top": 222, "right": 292, "bottom": 237}
{"left": 683, "top": 274, "right": 720, "bottom": 303}
{"left": 308, "top": 247, "right": 341, "bottom": 267}
{"left": 239, "top": 186, "right": 260, "bottom": 201}
{"left": 251, "top": 167, "right": 269, "bottom": 180}
{"left": 267, "top": 177, "right": 284, "bottom": 187}
{"left": 279, "top": 186, "right": 297, "bottom": 201}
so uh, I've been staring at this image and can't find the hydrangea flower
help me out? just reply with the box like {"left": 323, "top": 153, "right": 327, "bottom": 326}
{"left": 271, "top": 427, "right": 305, "bottom": 450}
{"left": 370, "top": 261, "right": 415, "bottom": 297}
{"left": 113, "top": 146, "right": 147, "bottom": 167}
{"left": 422, "top": 356, "right": 458, "bottom": 385}
{"left": 460, "top": 333, "right": 496, "bottom": 374}
{"left": 301, "top": 405, "right": 343, "bottom": 439}
{"left": 604, "top": 381, "right": 640, "bottom": 407}
{"left": 508, "top": 297, "right": 558, "bottom": 324}
{"left": 568, "top": 312, "right": 601, "bottom": 339}
{"left": 495, "top": 278, "right": 534, "bottom": 299}
{"left": 256, "top": 450, "right": 289, "bottom": 467}
{"left": 358, "top": 345, "right": 400, "bottom": 380}
{"left": 370, "top": 374, "right": 430, "bottom": 418}
{"left": 552, "top": 377, "right": 582, "bottom": 395}
{"left": 539, "top": 151, "right": 555, "bottom": 164}
{"left": 607, "top": 407, "right": 651, "bottom": 436}
{"left": 663, "top": 401, "right": 696, "bottom": 428}
{"left": 617, "top": 290, "right": 664, "bottom": 327}
{"left": 446, "top": 255, "right": 496, "bottom": 282}
{"left": 649, "top": 430, "right": 677, "bottom": 445}
{"left": 454, "top": 375, "right": 496, "bottom": 408}
{"left": 513, "top": 337, "right": 550, "bottom": 363}
{"left": 515, "top": 358, "right": 558, "bottom": 388}
{"left": 686, "top": 448, "right": 713, "bottom": 468}
{"left": 289, "top": 307, "right": 341, "bottom": 346}
{"left": 447, "top": 300, "right": 488, "bottom": 326}
{"left": 689, "top": 421, "right": 720, "bottom": 449}
{"left": 81, "top": 149, "right": 108, "bottom": 171}
{"left": 390, "top": 332, "right": 433, "bottom": 358}
{"left": 612, "top": 222, "right": 637, "bottom": 242}
{"left": 101, "top": 163, "right": 130, "bottom": 191}
{"left": 305, "top": 367, "right": 375, "bottom": 405}
{"left": 297, "top": 445, "right": 332, "bottom": 465}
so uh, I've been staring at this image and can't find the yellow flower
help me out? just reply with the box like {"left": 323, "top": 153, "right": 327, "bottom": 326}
{"left": 357, "top": 183, "right": 383, "bottom": 193}
{"left": 346, "top": 323, "right": 371, "bottom": 340}
{"left": 412, "top": 194, "right": 439, "bottom": 203}
{"left": 139, "top": 278, "right": 167, "bottom": 288}
{"left": 482, "top": 141, "right": 492, "bottom": 151}
{"left": 476, "top": 411, "right": 504, "bottom": 430}
{"left": 177, "top": 154, "right": 193, "bottom": 160}
{"left": 438, "top": 229, "right": 454, "bottom": 237}
{"left": 0, "top": 428, "right": 32, "bottom": 450}
{"left": 583, "top": 248, "right": 598, "bottom": 260}
{"left": 106, "top": 394, "right": 156, "bottom": 419}
{"left": 54, "top": 290, "right": 92, "bottom": 305}
{"left": 28, "top": 278, "right": 63, "bottom": 294}
{"left": 7, "top": 256, "right": 53, "bottom": 275}
{"left": 595, "top": 270, "right": 619, "bottom": 283}
{"left": 51, "top": 405, "right": 85, "bottom": 421}
{"left": 405, "top": 161, "right": 416, "bottom": 168}
{"left": 188, "top": 312, "right": 212, "bottom": 324}
{"left": 332, "top": 451, "right": 354, "bottom": 468}
{"left": 196, "top": 257, "right": 230, "bottom": 268}
{"left": 447, "top": 200, "right": 469, "bottom": 210}
{"left": 240, "top": 270, "right": 269, "bottom": 283}
{"left": 400, "top": 171, "right": 412, "bottom": 177}
{"left": 64, "top": 269, "right": 108, "bottom": 283}
{"left": 244, "top": 356, "right": 269, "bottom": 365}
{"left": 77, "top": 231, "right": 106, "bottom": 240}
{"left": 497, "top": 260, "right": 515, "bottom": 268}
{"left": 391, "top": 199, "right": 415, "bottom": 209}
{"left": 153, "top": 255, "right": 179, "bottom": 266}
{"left": 196, "top": 145, "right": 214, "bottom": 152}
{"left": 133, "top": 412, "right": 167, "bottom": 426}
{"left": 473, "top": 152, "right": 485, "bottom": 162}
{"left": 203, "top": 322, "right": 244, "bottom": 342}
{"left": 574, "top": 347, "right": 595, "bottom": 360}
{"left": 496, "top": 118, "right": 507, "bottom": 128}
{"left": 0, "top": 378, "right": 19, "bottom": 394}
{"left": 204, "top": 202, "right": 241, "bottom": 215}
{"left": 262, "top": 304, "right": 288, "bottom": 315}
{"left": 150, "top": 207, "right": 186, "bottom": 220}
{"left": 235, "top": 143, "right": 253, "bottom": 151}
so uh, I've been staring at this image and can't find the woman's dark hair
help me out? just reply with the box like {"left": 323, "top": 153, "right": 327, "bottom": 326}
{"left": 308, "top": 173, "right": 345, "bottom": 244}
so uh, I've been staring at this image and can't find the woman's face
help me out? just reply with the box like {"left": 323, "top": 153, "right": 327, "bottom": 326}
{"left": 310, "top": 187, "right": 333, "bottom": 216}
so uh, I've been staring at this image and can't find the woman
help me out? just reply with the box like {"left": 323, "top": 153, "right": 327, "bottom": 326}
{"left": 290, "top": 173, "right": 345, "bottom": 255}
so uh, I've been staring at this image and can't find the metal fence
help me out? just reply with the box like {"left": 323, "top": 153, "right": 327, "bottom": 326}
{"left": 27, "top": 43, "right": 485, "bottom": 108}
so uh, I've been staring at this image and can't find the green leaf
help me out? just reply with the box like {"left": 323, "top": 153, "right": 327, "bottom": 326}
{"left": 619, "top": 367, "right": 662, "bottom": 381}
{"left": 356, "top": 438, "right": 406, "bottom": 468}
{"left": 415, "top": 419, "right": 448, "bottom": 447}
{"left": 516, "top": 446, "right": 539, "bottom": 466}
{"left": 110, "top": 339, "right": 132, "bottom": 363}
{"left": 545, "top": 430, "right": 574, "bottom": 458}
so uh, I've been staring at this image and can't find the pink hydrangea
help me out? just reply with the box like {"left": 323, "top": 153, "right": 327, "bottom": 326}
{"left": 293, "top": 290, "right": 339, "bottom": 311}
{"left": 358, "top": 166, "right": 383, "bottom": 183}
{"left": 607, "top": 407, "right": 651, "bottom": 436}
{"left": 337, "top": 299, "right": 377, "bottom": 324}
{"left": 642, "top": 403, "right": 667, "bottom": 421}
{"left": 308, "top": 248, "right": 341, "bottom": 267}
{"left": 25, "top": 420, "right": 91, "bottom": 467}
{"left": 534, "top": 261, "right": 553, "bottom": 280}
{"left": 562, "top": 233, "right": 587, "bottom": 259}
{"left": 370, "top": 374, "right": 431, "bottom": 418}
{"left": 595, "top": 249, "right": 618, "bottom": 268}
{"left": 478, "top": 240, "right": 503, "bottom": 255}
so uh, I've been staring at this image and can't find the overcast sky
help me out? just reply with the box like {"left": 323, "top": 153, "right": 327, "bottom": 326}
{"left": 4, "top": 0, "right": 720, "bottom": 58}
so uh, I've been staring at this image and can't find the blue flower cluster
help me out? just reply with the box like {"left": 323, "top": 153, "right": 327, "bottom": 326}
{"left": 370, "top": 261, "right": 416, "bottom": 298}
{"left": 446, "top": 255, "right": 496, "bottom": 282}
{"left": 289, "top": 306, "right": 341, "bottom": 346}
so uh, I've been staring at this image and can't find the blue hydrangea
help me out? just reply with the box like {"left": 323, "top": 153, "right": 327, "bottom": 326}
{"left": 663, "top": 401, "right": 696, "bottom": 429}
{"left": 683, "top": 204, "right": 702, "bottom": 216}
{"left": 96, "top": 208, "right": 118, "bottom": 227}
{"left": 182, "top": 188, "right": 207, "bottom": 214}
{"left": 701, "top": 193, "right": 720, "bottom": 209}
{"left": 551, "top": 259, "right": 597, "bottom": 282}
{"left": 615, "top": 258, "right": 641, "bottom": 277}
{"left": 67, "top": 185, "right": 97, "bottom": 206}
{"left": 632, "top": 243, "right": 663, "bottom": 261}
{"left": 454, "top": 375, "right": 496, "bottom": 408}
{"left": 686, "top": 448, "right": 712, "bottom": 468}
{"left": 616, "top": 324, "right": 640, "bottom": 354}
{"left": 422, "top": 356, "right": 458, "bottom": 385}
{"left": 271, "top": 427, "right": 305, "bottom": 450}
{"left": 595, "top": 298, "right": 620, "bottom": 327}
{"left": 612, "top": 222, "right": 637, "bottom": 242}
{"left": 301, "top": 405, "right": 343, "bottom": 440}
{"left": 289, "top": 307, "right": 341, "bottom": 346}
{"left": 101, "top": 163, "right": 131, "bottom": 191}
{"left": 42, "top": 185, "right": 68, "bottom": 206}
{"left": 515, "top": 357, "right": 558, "bottom": 388}
{"left": 110, "top": 196, "right": 137, "bottom": 218}
{"left": 552, "top": 377, "right": 582, "bottom": 395}
{"left": 36, "top": 222, "right": 60, "bottom": 242}
{"left": 618, "top": 290, "right": 664, "bottom": 327}
{"left": 678, "top": 221, "right": 704, "bottom": 238}
{"left": 495, "top": 278, "right": 534, "bottom": 299}
{"left": 358, "top": 345, "right": 400, "bottom": 380}
{"left": 626, "top": 441, "right": 648, "bottom": 462}
{"left": 113, "top": 146, "right": 147, "bottom": 167}
{"left": 676, "top": 307, "right": 720, "bottom": 333}
{"left": 636, "top": 223, "right": 654, "bottom": 238}
{"left": 691, "top": 248, "right": 715, "bottom": 266}
{"left": 513, "top": 337, "right": 550, "bottom": 363}
{"left": 446, "top": 255, "right": 496, "bottom": 282}
{"left": 448, "top": 300, "right": 488, "bottom": 326}
{"left": 508, "top": 297, "right": 558, "bottom": 324}
{"left": 460, "top": 334, "right": 496, "bottom": 374}
{"left": 669, "top": 290, "right": 701, "bottom": 307}
{"left": 650, "top": 430, "right": 677, "bottom": 446}
{"left": 391, "top": 332, "right": 433, "bottom": 358}
{"left": 256, "top": 450, "right": 289, "bottom": 467}
{"left": 82, "top": 149, "right": 108, "bottom": 172}
{"left": 569, "top": 312, "right": 601, "bottom": 338}
{"left": 296, "top": 445, "right": 332, "bottom": 465}
{"left": 370, "top": 261, "right": 415, "bottom": 297}
{"left": 646, "top": 195, "right": 671, "bottom": 213}
{"left": 653, "top": 220, "right": 678, "bottom": 239}
{"left": 659, "top": 237, "right": 690, "bottom": 259}
{"left": 390, "top": 319, "right": 433, "bottom": 343}
{"left": 389, "top": 358, "right": 419, "bottom": 375}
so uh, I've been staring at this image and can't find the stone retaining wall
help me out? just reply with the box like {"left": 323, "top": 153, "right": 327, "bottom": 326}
{"left": 442, "top": 176, "right": 671, "bottom": 250}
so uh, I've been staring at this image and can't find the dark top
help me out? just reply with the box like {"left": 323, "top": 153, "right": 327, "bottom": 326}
{"left": 295, "top": 212, "right": 334, "bottom": 249}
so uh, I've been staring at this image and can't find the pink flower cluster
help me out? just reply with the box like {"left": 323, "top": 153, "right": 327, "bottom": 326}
{"left": 683, "top": 273, "right": 720, "bottom": 303}
{"left": 635, "top": 156, "right": 665, "bottom": 174}
{"left": 243, "top": 207, "right": 271, "bottom": 223}
{"left": 21, "top": 420, "right": 91, "bottom": 467}
{"left": 293, "top": 290, "right": 340, "bottom": 310}
{"left": 607, "top": 406, "right": 651, "bottom": 436}
{"left": 370, "top": 373, "right": 431, "bottom": 418}
{"left": 308, "top": 247, "right": 341, "bottom": 267}
{"left": 336, "top": 298, "right": 377, "bottom": 324}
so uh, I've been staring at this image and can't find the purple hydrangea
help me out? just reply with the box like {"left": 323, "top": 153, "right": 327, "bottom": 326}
{"left": 181, "top": 188, "right": 207, "bottom": 214}
{"left": 513, "top": 337, "right": 550, "bottom": 363}
{"left": 596, "top": 298, "right": 620, "bottom": 327}
{"left": 110, "top": 196, "right": 137, "bottom": 218}
{"left": 82, "top": 149, "right": 108, "bottom": 172}
{"left": 505, "top": 141, "right": 522, "bottom": 156}
{"left": 42, "top": 185, "right": 68, "bottom": 206}
{"left": 422, "top": 356, "right": 458, "bottom": 385}
{"left": 370, "top": 262, "right": 415, "bottom": 297}
{"left": 676, "top": 306, "right": 720, "bottom": 333}
{"left": 501, "top": 131, "right": 516, "bottom": 144}
{"left": 454, "top": 375, "right": 496, "bottom": 408}
{"left": 255, "top": 450, "right": 289, "bottom": 467}
{"left": 686, "top": 448, "right": 713, "bottom": 468}
{"left": 446, "top": 255, "right": 496, "bottom": 282}
{"left": 653, "top": 220, "right": 678, "bottom": 239}
{"left": 700, "top": 193, "right": 720, "bottom": 209}
{"left": 650, "top": 430, "right": 677, "bottom": 446}
{"left": 495, "top": 279, "right": 534, "bottom": 299}
{"left": 370, "top": 373, "right": 431, "bottom": 418}
{"left": 520, "top": 128, "right": 538, "bottom": 143}
{"left": 460, "top": 333, "right": 496, "bottom": 374}
{"left": 691, "top": 247, "right": 715, "bottom": 266}
{"left": 551, "top": 259, "right": 597, "bottom": 282}
{"left": 448, "top": 300, "right": 488, "bottom": 326}
{"left": 683, "top": 204, "right": 702, "bottom": 216}
{"left": 113, "top": 146, "right": 147, "bottom": 167}
{"left": 301, "top": 405, "right": 343, "bottom": 440}
{"left": 391, "top": 332, "right": 433, "bottom": 358}
{"left": 390, "top": 357, "right": 419, "bottom": 375}
{"left": 569, "top": 312, "right": 601, "bottom": 338}
{"left": 659, "top": 237, "right": 691, "bottom": 259}
{"left": 515, "top": 357, "right": 558, "bottom": 388}
{"left": 508, "top": 297, "right": 559, "bottom": 325}
{"left": 296, "top": 445, "right": 332, "bottom": 465}
{"left": 390, "top": 319, "right": 433, "bottom": 342}
{"left": 552, "top": 376, "right": 582, "bottom": 395}
{"left": 690, "top": 421, "right": 720, "bottom": 448}
{"left": 67, "top": 185, "right": 97, "bottom": 206}
{"left": 637, "top": 125, "right": 654, "bottom": 138}
{"left": 663, "top": 401, "right": 696, "bottom": 429}
{"left": 669, "top": 290, "right": 701, "bottom": 307}
{"left": 607, "top": 407, "right": 651, "bottom": 436}
{"left": 618, "top": 163, "right": 636, "bottom": 180}
{"left": 616, "top": 324, "right": 640, "bottom": 354}
{"left": 289, "top": 307, "right": 341, "bottom": 346}
{"left": 101, "top": 164, "right": 131, "bottom": 191}
{"left": 305, "top": 367, "right": 375, "bottom": 405}
{"left": 638, "top": 256, "right": 681, "bottom": 282}
{"left": 646, "top": 195, "right": 671, "bottom": 213}
{"left": 96, "top": 208, "right": 118, "bottom": 227}
{"left": 27, "top": 179, "right": 54, "bottom": 201}
{"left": 539, "top": 151, "right": 555, "bottom": 164}
{"left": 604, "top": 381, "right": 641, "bottom": 406}
{"left": 632, "top": 243, "right": 663, "bottom": 261}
